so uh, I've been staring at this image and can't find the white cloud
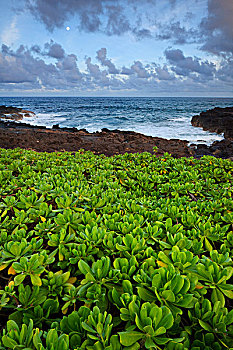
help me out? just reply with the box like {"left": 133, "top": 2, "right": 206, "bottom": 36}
{"left": 1, "top": 16, "right": 19, "bottom": 46}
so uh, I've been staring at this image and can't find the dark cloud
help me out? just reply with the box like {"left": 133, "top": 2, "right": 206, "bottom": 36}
{"left": 24, "top": 0, "right": 132, "bottom": 34}
{"left": 165, "top": 48, "right": 216, "bottom": 77}
{"left": 0, "top": 43, "right": 81, "bottom": 89}
{"left": 44, "top": 40, "right": 65, "bottom": 59}
{"left": 96, "top": 48, "right": 119, "bottom": 74}
{"left": 200, "top": 0, "right": 233, "bottom": 56}
{"left": 31, "top": 45, "right": 41, "bottom": 54}
{"left": 105, "top": 5, "right": 131, "bottom": 35}
{"left": 156, "top": 21, "right": 198, "bottom": 45}
{"left": 121, "top": 66, "right": 134, "bottom": 75}
{"left": 18, "top": 0, "right": 232, "bottom": 60}
{"left": 153, "top": 64, "right": 175, "bottom": 81}
{"left": 216, "top": 58, "right": 233, "bottom": 83}
{"left": 31, "top": 41, "right": 65, "bottom": 59}
{"left": 0, "top": 42, "right": 232, "bottom": 94}
{"left": 23, "top": 0, "right": 195, "bottom": 39}
{"left": 132, "top": 28, "right": 153, "bottom": 40}
{"left": 130, "top": 61, "right": 150, "bottom": 78}
{"left": 85, "top": 57, "right": 103, "bottom": 79}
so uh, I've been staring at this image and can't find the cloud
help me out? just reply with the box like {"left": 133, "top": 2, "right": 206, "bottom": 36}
{"left": 216, "top": 57, "right": 233, "bottom": 83}
{"left": 156, "top": 21, "right": 198, "bottom": 44}
{"left": 1, "top": 16, "right": 19, "bottom": 46}
{"left": 44, "top": 40, "right": 65, "bottom": 59}
{"left": 31, "top": 40, "right": 66, "bottom": 59}
{"left": 0, "top": 42, "right": 232, "bottom": 94}
{"left": 14, "top": 0, "right": 231, "bottom": 61}
{"left": 200, "top": 0, "right": 233, "bottom": 56}
{"left": 85, "top": 57, "right": 103, "bottom": 79}
{"left": 132, "top": 28, "right": 153, "bottom": 40}
{"left": 96, "top": 48, "right": 119, "bottom": 74}
{"left": 152, "top": 64, "right": 175, "bottom": 81}
{"left": 22, "top": 0, "right": 199, "bottom": 39}
{"left": 165, "top": 48, "right": 216, "bottom": 77}
{"left": 0, "top": 43, "right": 82, "bottom": 89}
{"left": 130, "top": 61, "right": 150, "bottom": 78}
{"left": 24, "top": 0, "right": 132, "bottom": 34}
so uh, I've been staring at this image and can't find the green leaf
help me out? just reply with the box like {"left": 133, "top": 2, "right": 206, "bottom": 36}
{"left": 82, "top": 322, "right": 96, "bottom": 333}
{"left": 14, "top": 274, "right": 26, "bottom": 286}
{"left": 205, "top": 238, "right": 213, "bottom": 252}
{"left": 137, "top": 287, "right": 155, "bottom": 302}
{"left": 158, "top": 251, "right": 171, "bottom": 265}
{"left": 143, "top": 325, "right": 154, "bottom": 336}
{"left": 30, "top": 274, "right": 42, "bottom": 286}
{"left": 78, "top": 260, "right": 92, "bottom": 275}
{"left": 219, "top": 287, "right": 233, "bottom": 299}
{"left": 162, "top": 290, "right": 175, "bottom": 302}
{"left": 57, "top": 335, "right": 69, "bottom": 350}
{"left": 158, "top": 310, "right": 174, "bottom": 330}
{"left": 46, "top": 329, "right": 58, "bottom": 347}
{"left": 7, "top": 320, "right": 19, "bottom": 333}
{"left": 225, "top": 309, "right": 233, "bottom": 325}
{"left": 211, "top": 288, "right": 225, "bottom": 308}
{"left": 154, "top": 327, "right": 166, "bottom": 336}
{"left": 145, "top": 337, "right": 156, "bottom": 348}
{"left": 2, "top": 336, "right": 18, "bottom": 348}
{"left": 135, "top": 314, "right": 144, "bottom": 331}
{"left": 175, "top": 294, "right": 194, "bottom": 307}
{"left": 154, "top": 336, "right": 171, "bottom": 345}
{"left": 171, "top": 275, "right": 184, "bottom": 294}
{"left": 198, "top": 319, "right": 212, "bottom": 332}
{"left": 119, "top": 331, "right": 143, "bottom": 346}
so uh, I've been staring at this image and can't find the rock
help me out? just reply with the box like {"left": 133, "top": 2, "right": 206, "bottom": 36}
{"left": 194, "top": 139, "right": 233, "bottom": 158}
{"left": 0, "top": 105, "right": 35, "bottom": 121}
{"left": 52, "top": 124, "right": 60, "bottom": 129}
{"left": 21, "top": 109, "right": 35, "bottom": 115}
{"left": 0, "top": 119, "right": 193, "bottom": 157}
{"left": 191, "top": 107, "right": 233, "bottom": 140}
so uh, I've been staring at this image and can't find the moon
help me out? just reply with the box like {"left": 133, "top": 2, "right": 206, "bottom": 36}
{"left": 66, "top": 26, "right": 70, "bottom": 31}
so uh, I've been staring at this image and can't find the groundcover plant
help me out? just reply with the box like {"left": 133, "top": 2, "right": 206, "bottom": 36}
{"left": 0, "top": 148, "right": 233, "bottom": 349}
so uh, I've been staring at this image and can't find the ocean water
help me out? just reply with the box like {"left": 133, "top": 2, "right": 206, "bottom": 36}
{"left": 0, "top": 97, "right": 233, "bottom": 144}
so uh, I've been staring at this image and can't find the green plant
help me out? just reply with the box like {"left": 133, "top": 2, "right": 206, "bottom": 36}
{"left": 119, "top": 303, "right": 176, "bottom": 349}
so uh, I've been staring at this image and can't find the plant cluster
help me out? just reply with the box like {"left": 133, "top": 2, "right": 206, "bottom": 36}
{"left": 0, "top": 147, "right": 233, "bottom": 350}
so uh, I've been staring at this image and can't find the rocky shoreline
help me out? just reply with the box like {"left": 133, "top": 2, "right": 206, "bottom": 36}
{"left": 0, "top": 105, "right": 232, "bottom": 158}
{"left": 0, "top": 105, "right": 35, "bottom": 121}
{"left": 191, "top": 106, "right": 233, "bottom": 140}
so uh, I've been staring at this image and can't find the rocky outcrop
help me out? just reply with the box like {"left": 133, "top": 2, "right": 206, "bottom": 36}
{"left": 191, "top": 107, "right": 233, "bottom": 140}
{"left": 0, "top": 105, "right": 35, "bottom": 121}
{"left": 0, "top": 105, "right": 233, "bottom": 158}
{"left": 190, "top": 139, "right": 233, "bottom": 159}
{"left": 0, "top": 120, "right": 194, "bottom": 158}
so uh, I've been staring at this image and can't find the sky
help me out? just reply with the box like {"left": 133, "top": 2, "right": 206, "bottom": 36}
{"left": 0, "top": 0, "right": 233, "bottom": 97}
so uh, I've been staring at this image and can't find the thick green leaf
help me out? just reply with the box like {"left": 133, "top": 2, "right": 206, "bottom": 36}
{"left": 162, "top": 290, "right": 175, "bottom": 302}
{"left": 119, "top": 331, "right": 143, "bottom": 346}
{"left": 78, "top": 260, "right": 92, "bottom": 275}
{"left": 30, "top": 274, "right": 42, "bottom": 286}
{"left": 137, "top": 287, "right": 155, "bottom": 302}
{"left": 14, "top": 274, "right": 26, "bottom": 286}
{"left": 2, "top": 336, "right": 18, "bottom": 348}
{"left": 198, "top": 319, "right": 212, "bottom": 332}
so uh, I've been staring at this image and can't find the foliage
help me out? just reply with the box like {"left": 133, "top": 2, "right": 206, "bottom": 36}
{"left": 0, "top": 148, "right": 233, "bottom": 349}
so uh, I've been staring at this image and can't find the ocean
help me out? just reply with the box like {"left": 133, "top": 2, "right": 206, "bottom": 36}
{"left": 0, "top": 97, "right": 232, "bottom": 144}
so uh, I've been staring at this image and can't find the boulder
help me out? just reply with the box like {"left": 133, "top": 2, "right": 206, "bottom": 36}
{"left": 0, "top": 105, "right": 35, "bottom": 121}
{"left": 191, "top": 107, "right": 233, "bottom": 140}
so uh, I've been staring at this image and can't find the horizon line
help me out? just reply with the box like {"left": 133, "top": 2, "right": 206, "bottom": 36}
{"left": 0, "top": 95, "right": 233, "bottom": 98}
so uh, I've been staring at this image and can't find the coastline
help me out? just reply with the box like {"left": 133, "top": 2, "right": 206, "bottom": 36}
{"left": 0, "top": 106, "right": 233, "bottom": 158}
{"left": 0, "top": 119, "right": 193, "bottom": 158}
